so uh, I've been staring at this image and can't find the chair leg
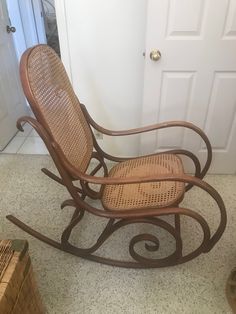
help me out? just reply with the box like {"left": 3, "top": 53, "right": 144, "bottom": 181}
{"left": 174, "top": 214, "right": 183, "bottom": 259}
{"left": 61, "top": 208, "right": 84, "bottom": 245}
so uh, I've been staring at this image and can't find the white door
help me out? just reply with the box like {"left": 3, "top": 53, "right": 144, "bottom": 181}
{"left": 0, "top": 0, "right": 28, "bottom": 150}
{"left": 141, "top": 0, "right": 236, "bottom": 174}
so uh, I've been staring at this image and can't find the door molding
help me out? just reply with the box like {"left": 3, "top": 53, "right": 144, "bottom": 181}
{"left": 31, "top": 0, "right": 47, "bottom": 44}
{"left": 54, "top": 0, "right": 72, "bottom": 82}
{"left": 6, "top": 0, "right": 27, "bottom": 61}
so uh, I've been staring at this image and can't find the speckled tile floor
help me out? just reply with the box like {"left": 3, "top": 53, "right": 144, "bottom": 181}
{"left": 0, "top": 154, "right": 235, "bottom": 314}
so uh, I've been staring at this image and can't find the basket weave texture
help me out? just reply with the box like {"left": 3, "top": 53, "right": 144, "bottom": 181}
{"left": 0, "top": 240, "right": 45, "bottom": 314}
{"left": 102, "top": 154, "right": 185, "bottom": 210}
{"left": 27, "top": 45, "right": 93, "bottom": 173}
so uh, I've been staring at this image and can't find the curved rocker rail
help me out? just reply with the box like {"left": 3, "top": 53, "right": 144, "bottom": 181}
{"left": 6, "top": 210, "right": 208, "bottom": 268}
{"left": 6, "top": 168, "right": 227, "bottom": 268}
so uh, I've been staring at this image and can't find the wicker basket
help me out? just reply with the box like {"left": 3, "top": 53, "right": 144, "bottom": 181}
{"left": 0, "top": 240, "right": 45, "bottom": 314}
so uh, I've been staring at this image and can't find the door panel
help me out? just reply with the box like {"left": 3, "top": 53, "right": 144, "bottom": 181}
{"left": 223, "top": 0, "right": 236, "bottom": 39}
{"left": 0, "top": 0, "right": 28, "bottom": 150}
{"left": 141, "top": 0, "right": 236, "bottom": 173}
{"left": 157, "top": 71, "right": 195, "bottom": 149}
{"left": 205, "top": 73, "right": 236, "bottom": 149}
{"left": 166, "top": 0, "right": 206, "bottom": 38}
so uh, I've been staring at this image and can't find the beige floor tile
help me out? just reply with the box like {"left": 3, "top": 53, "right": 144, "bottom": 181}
{"left": 16, "top": 123, "right": 32, "bottom": 137}
{"left": 1, "top": 136, "right": 26, "bottom": 154}
{"left": 29, "top": 129, "right": 40, "bottom": 137}
{"left": 17, "top": 137, "right": 48, "bottom": 154}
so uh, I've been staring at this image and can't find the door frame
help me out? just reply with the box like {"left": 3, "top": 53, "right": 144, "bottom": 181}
{"left": 5, "top": 0, "right": 26, "bottom": 61}
{"left": 54, "top": 0, "right": 72, "bottom": 81}
{"left": 6, "top": 0, "right": 46, "bottom": 62}
{"left": 31, "top": 0, "right": 47, "bottom": 43}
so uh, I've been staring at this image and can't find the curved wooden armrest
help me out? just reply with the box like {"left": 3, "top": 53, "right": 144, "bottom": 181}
{"left": 17, "top": 116, "right": 64, "bottom": 162}
{"left": 17, "top": 116, "right": 51, "bottom": 140}
{"left": 77, "top": 172, "right": 208, "bottom": 189}
{"left": 81, "top": 103, "right": 205, "bottom": 137}
{"left": 81, "top": 104, "right": 212, "bottom": 178}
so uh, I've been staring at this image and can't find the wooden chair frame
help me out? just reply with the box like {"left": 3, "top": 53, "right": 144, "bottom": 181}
{"left": 6, "top": 45, "right": 227, "bottom": 268}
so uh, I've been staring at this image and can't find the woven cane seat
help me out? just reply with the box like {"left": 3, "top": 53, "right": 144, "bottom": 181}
{"left": 102, "top": 154, "right": 185, "bottom": 211}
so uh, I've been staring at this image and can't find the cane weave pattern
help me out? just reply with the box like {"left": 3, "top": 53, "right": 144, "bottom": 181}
{"left": 27, "top": 45, "right": 93, "bottom": 172}
{"left": 0, "top": 240, "right": 13, "bottom": 281}
{"left": 102, "top": 154, "right": 185, "bottom": 210}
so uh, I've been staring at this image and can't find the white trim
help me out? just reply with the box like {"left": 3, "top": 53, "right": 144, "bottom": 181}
{"left": 6, "top": 0, "right": 27, "bottom": 62}
{"left": 54, "top": 0, "right": 72, "bottom": 82}
{"left": 32, "top": 0, "right": 46, "bottom": 43}
{"left": 18, "top": 0, "right": 39, "bottom": 47}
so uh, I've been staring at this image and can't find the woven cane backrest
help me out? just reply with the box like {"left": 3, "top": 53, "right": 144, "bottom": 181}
{"left": 22, "top": 45, "right": 93, "bottom": 172}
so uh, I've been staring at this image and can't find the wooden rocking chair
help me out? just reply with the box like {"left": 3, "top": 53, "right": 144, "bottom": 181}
{"left": 7, "top": 44, "right": 227, "bottom": 268}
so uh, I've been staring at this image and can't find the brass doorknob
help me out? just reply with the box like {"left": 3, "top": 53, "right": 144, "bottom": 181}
{"left": 6, "top": 25, "right": 16, "bottom": 33}
{"left": 150, "top": 50, "right": 161, "bottom": 62}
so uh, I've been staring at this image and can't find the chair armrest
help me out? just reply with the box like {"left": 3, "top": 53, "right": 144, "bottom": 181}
{"left": 78, "top": 172, "right": 207, "bottom": 188}
{"left": 81, "top": 104, "right": 212, "bottom": 178}
{"left": 82, "top": 103, "right": 170, "bottom": 136}
{"left": 17, "top": 116, "right": 52, "bottom": 141}
{"left": 81, "top": 103, "right": 206, "bottom": 137}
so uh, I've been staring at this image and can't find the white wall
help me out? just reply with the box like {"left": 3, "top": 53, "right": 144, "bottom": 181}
{"left": 56, "top": 0, "right": 147, "bottom": 156}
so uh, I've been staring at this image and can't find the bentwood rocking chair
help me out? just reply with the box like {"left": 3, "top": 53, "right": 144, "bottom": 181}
{"left": 7, "top": 45, "right": 227, "bottom": 268}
